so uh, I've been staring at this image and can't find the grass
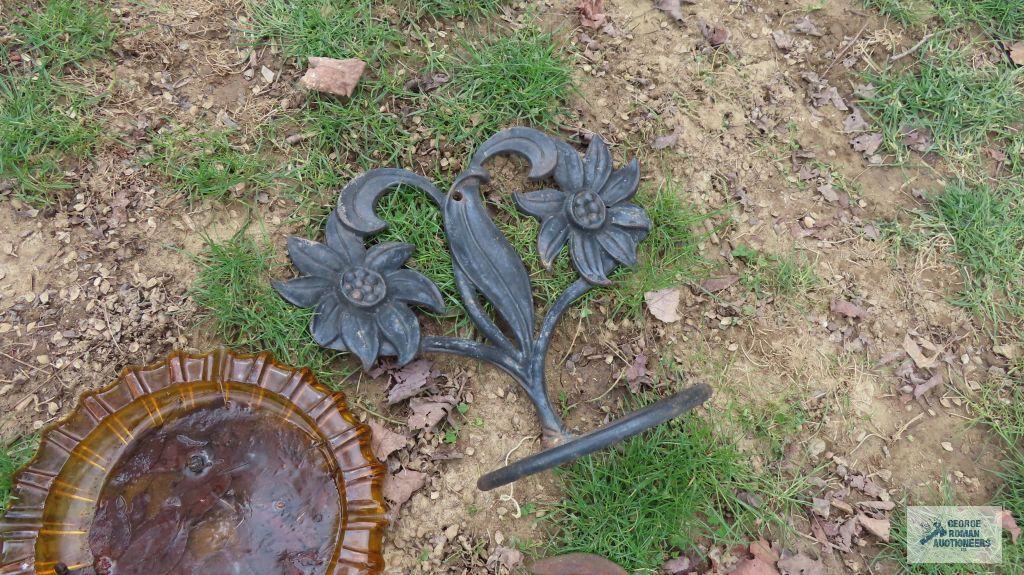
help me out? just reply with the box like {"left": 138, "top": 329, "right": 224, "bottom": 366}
{"left": 409, "top": 0, "right": 505, "bottom": 19}
{"left": 147, "top": 130, "right": 273, "bottom": 203}
{"left": 10, "top": 0, "right": 116, "bottom": 69}
{"left": 919, "top": 181, "right": 1024, "bottom": 338}
{"left": 0, "top": 71, "right": 103, "bottom": 204}
{"left": 857, "top": 34, "right": 1024, "bottom": 175}
{"left": 732, "top": 245, "right": 818, "bottom": 300}
{"left": 0, "top": 436, "right": 38, "bottom": 512}
{"left": 863, "top": 0, "right": 1024, "bottom": 37}
{"left": 545, "top": 408, "right": 806, "bottom": 571}
{"left": 190, "top": 229, "right": 347, "bottom": 381}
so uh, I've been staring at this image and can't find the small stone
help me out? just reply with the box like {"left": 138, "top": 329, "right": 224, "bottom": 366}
{"left": 807, "top": 438, "right": 826, "bottom": 458}
{"left": 36, "top": 355, "right": 50, "bottom": 365}
{"left": 941, "top": 442, "right": 954, "bottom": 452}
{"left": 260, "top": 65, "right": 275, "bottom": 83}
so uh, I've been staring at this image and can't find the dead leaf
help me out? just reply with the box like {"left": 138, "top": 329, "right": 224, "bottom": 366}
{"left": 299, "top": 56, "right": 366, "bottom": 97}
{"left": 662, "top": 554, "right": 691, "bottom": 574}
{"left": 578, "top": 0, "right": 606, "bottom": 28}
{"left": 750, "top": 538, "right": 780, "bottom": 564}
{"left": 901, "top": 127, "right": 933, "bottom": 152}
{"left": 830, "top": 299, "right": 869, "bottom": 319}
{"left": 530, "top": 553, "right": 627, "bottom": 575}
{"left": 403, "top": 72, "right": 450, "bottom": 93}
{"left": 733, "top": 556, "right": 781, "bottom": 575}
{"left": 655, "top": 0, "right": 690, "bottom": 22}
{"left": 772, "top": 30, "right": 795, "bottom": 51}
{"left": 625, "top": 353, "right": 651, "bottom": 393}
{"left": 851, "top": 133, "right": 883, "bottom": 155}
{"left": 652, "top": 131, "right": 679, "bottom": 150}
{"left": 818, "top": 184, "right": 839, "bottom": 203}
{"left": 794, "top": 16, "right": 824, "bottom": 37}
{"left": 488, "top": 547, "right": 525, "bottom": 572}
{"left": 383, "top": 468, "right": 425, "bottom": 508}
{"left": 407, "top": 396, "right": 455, "bottom": 430}
{"left": 913, "top": 370, "right": 942, "bottom": 398}
{"left": 993, "top": 342, "right": 1021, "bottom": 360}
{"left": 1001, "top": 509, "right": 1020, "bottom": 544}
{"left": 368, "top": 420, "right": 408, "bottom": 461}
{"left": 777, "top": 552, "right": 825, "bottom": 575}
{"left": 903, "top": 335, "right": 938, "bottom": 369}
{"left": 1010, "top": 42, "right": 1024, "bottom": 66}
{"left": 645, "top": 287, "right": 681, "bottom": 323}
{"left": 843, "top": 108, "right": 869, "bottom": 132}
{"left": 700, "top": 275, "right": 740, "bottom": 293}
{"left": 699, "top": 21, "right": 730, "bottom": 47}
{"left": 812, "top": 497, "right": 831, "bottom": 518}
{"left": 858, "top": 514, "right": 891, "bottom": 542}
{"left": 386, "top": 359, "right": 435, "bottom": 404}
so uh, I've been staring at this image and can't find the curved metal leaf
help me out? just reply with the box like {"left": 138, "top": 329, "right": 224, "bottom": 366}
{"left": 470, "top": 127, "right": 558, "bottom": 180}
{"left": 444, "top": 178, "right": 534, "bottom": 352}
{"left": 336, "top": 168, "right": 445, "bottom": 235}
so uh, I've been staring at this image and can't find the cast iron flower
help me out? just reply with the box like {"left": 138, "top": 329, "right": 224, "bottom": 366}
{"left": 513, "top": 136, "right": 651, "bottom": 285}
{"left": 274, "top": 210, "right": 445, "bottom": 369}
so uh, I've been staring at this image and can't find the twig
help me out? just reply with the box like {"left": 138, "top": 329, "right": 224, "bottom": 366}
{"left": 890, "top": 33, "right": 935, "bottom": 62}
{"left": 890, "top": 412, "right": 925, "bottom": 442}
{"left": 823, "top": 21, "right": 869, "bottom": 76}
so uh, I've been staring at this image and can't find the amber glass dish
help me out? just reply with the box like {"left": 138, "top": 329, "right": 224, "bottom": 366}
{"left": 0, "top": 349, "right": 387, "bottom": 575}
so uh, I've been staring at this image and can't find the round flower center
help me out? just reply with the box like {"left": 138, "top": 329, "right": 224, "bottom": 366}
{"left": 568, "top": 190, "right": 607, "bottom": 230}
{"left": 339, "top": 267, "right": 386, "bottom": 307}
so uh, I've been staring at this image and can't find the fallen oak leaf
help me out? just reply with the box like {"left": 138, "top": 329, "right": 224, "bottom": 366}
{"left": 407, "top": 395, "right": 456, "bottom": 430}
{"left": 645, "top": 287, "right": 681, "bottom": 323}
{"left": 651, "top": 131, "right": 679, "bottom": 150}
{"left": 903, "top": 334, "right": 938, "bottom": 369}
{"left": 577, "top": 0, "right": 606, "bottom": 28}
{"left": 383, "top": 468, "right": 425, "bottom": 509}
{"left": 913, "top": 370, "right": 942, "bottom": 399}
{"left": 625, "top": 353, "right": 651, "bottom": 393}
{"left": 488, "top": 547, "right": 525, "bottom": 571}
{"left": 777, "top": 551, "right": 825, "bottom": 575}
{"left": 851, "top": 133, "right": 883, "bottom": 155}
{"left": 299, "top": 56, "right": 365, "bottom": 97}
{"left": 750, "top": 538, "right": 780, "bottom": 564}
{"left": 1010, "top": 42, "right": 1024, "bottom": 66}
{"left": 386, "top": 358, "right": 435, "bottom": 404}
{"left": 858, "top": 513, "right": 891, "bottom": 542}
{"left": 794, "top": 15, "right": 824, "bottom": 37}
{"left": 843, "top": 108, "right": 869, "bottom": 132}
{"left": 530, "top": 553, "right": 627, "bottom": 575}
{"left": 830, "top": 299, "right": 869, "bottom": 319}
{"left": 699, "top": 20, "right": 730, "bottom": 47}
{"left": 700, "top": 275, "right": 740, "bottom": 293}
{"left": 367, "top": 420, "right": 408, "bottom": 461}
{"left": 732, "top": 556, "right": 781, "bottom": 575}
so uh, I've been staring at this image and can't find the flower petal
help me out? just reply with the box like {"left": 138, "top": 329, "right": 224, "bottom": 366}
{"left": 310, "top": 293, "right": 346, "bottom": 351}
{"left": 387, "top": 269, "right": 445, "bottom": 313}
{"left": 597, "top": 226, "right": 639, "bottom": 267}
{"left": 553, "top": 139, "right": 584, "bottom": 193}
{"left": 583, "top": 136, "right": 612, "bottom": 193}
{"left": 537, "top": 214, "right": 570, "bottom": 268}
{"left": 365, "top": 242, "right": 415, "bottom": 273}
{"left": 599, "top": 158, "right": 640, "bottom": 206}
{"left": 570, "top": 232, "right": 612, "bottom": 285}
{"left": 273, "top": 275, "right": 331, "bottom": 308}
{"left": 287, "top": 237, "right": 346, "bottom": 278}
{"left": 341, "top": 309, "right": 380, "bottom": 370}
{"left": 608, "top": 203, "right": 652, "bottom": 230}
{"left": 326, "top": 210, "right": 366, "bottom": 266}
{"left": 513, "top": 188, "right": 565, "bottom": 219}
{"left": 376, "top": 302, "right": 421, "bottom": 365}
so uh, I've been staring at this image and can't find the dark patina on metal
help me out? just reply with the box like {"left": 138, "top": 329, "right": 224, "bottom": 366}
{"left": 274, "top": 128, "right": 712, "bottom": 491}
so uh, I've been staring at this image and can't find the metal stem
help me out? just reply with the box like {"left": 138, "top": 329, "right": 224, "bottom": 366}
{"left": 477, "top": 383, "right": 713, "bottom": 491}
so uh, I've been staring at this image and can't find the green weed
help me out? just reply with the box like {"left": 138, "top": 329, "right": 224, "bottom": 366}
{"left": 858, "top": 34, "right": 1024, "bottom": 174}
{"left": 546, "top": 409, "right": 805, "bottom": 570}
{"left": 11, "top": 0, "right": 115, "bottom": 69}
{"left": 408, "top": 0, "right": 505, "bottom": 19}
{"left": 0, "top": 436, "right": 38, "bottom": 512}
{"left": 190, "top": 229, "right": 347, "bottom": 382}
{"left": 0, "top": 71, "right": 102, "bottom": 204}
{"left": 148, "top": 130, "right": 272, "bottom": 203}
{"left": 922, "top": 181, "right": 1024, "bottom": 337}
{"left": 733, "top": 245, "right": 818, "bottom": 299}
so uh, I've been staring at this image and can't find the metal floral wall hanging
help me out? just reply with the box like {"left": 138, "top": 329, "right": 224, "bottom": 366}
{"left": 0, "top": 350, "right": 386, "bottom": 575}
{"left": 275, "top": 127, "right": 712, "bottom": 490}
